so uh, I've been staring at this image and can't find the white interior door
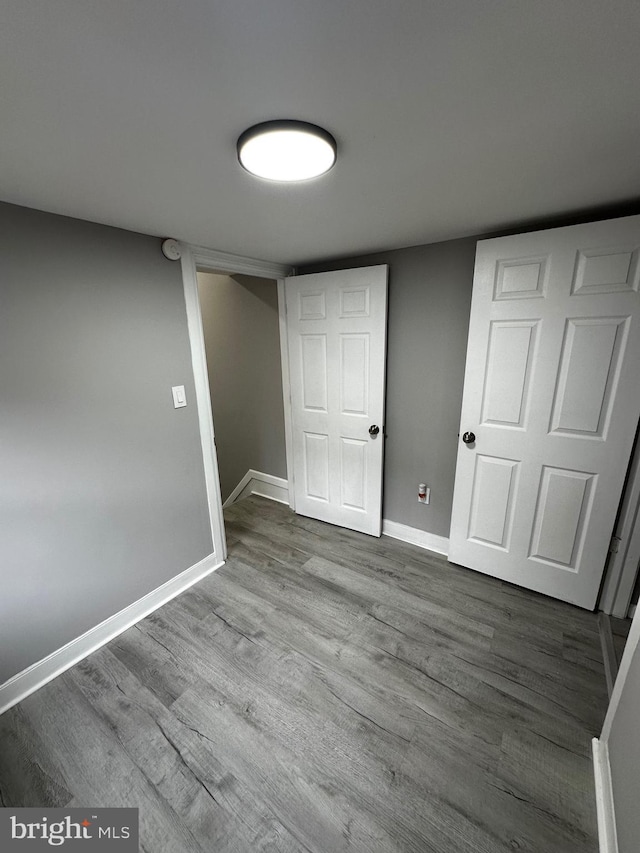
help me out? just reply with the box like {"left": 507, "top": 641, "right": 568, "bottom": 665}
{"left": 285, "top": 266, "right": 388, "bottom": 536}
{"left": 449, "top": 215, "right": 640, "bottom": 609}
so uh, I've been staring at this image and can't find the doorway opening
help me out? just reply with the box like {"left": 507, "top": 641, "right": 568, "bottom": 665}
{"left": 178, "top": 244, "right": 293, "bottom": 563}
{"left": 192, "top": 263, "right": 288, "bottom": 559}
{"left": 195, "top": 267, "right": 289, "bottom": 549}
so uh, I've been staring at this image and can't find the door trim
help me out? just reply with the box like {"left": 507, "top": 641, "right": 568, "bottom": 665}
{"left": 277, "top": 279, "right": 296, "bottom": 509}
{"left": 187, "top": 244, "right": 292, "bottom": 280}
{"left": 179, "top": 242, "right": 293, "bottom": 559}
{"left": 599, "top": 424, "right": 640, "bottom": 617}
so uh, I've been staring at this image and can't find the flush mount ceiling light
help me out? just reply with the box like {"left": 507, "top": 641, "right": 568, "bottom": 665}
{"left": 237, "top": 120, "right": 337, "bottom": 182}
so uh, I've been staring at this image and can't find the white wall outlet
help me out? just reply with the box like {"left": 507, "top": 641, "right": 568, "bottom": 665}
{"left": 171, "top": 385, "right": 187, "bottom": 408}
{"left": 418, "top": 484, "right": 430, "bottom": 504}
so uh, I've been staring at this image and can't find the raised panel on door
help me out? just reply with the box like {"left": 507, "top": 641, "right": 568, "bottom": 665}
{"left": 481, "top": 321, "right": 538, "bottom": 428}
{"left": 529, "top": 466, "right": 596, "bottom": 569}
{"left": 468, "top": 455, "right": 519, "bottom": 550}
{"left": 303, "top": 432, "right": 330, "bottom": 502}
{"left": 450, "top": 214, "right": 640, "bottom": 609}
{"left": 299, "top": 290, "right": 327, "bottom": 319}
{"left": 301, "top": 335, "right": 328, "bottom": 412}
{"left": 571, "top": 246, "right": 640, "bottom": 295}
{"left": 340, "top": 438, "right": 367, "bottom": 511}
{"left": 494, "top": 256, "right": 549, "bottom": 300}
{"left": 549, "top": 317, "right": 629, "bottom": 439}
{"left": 340, "top": 334, "right": 369, "bottom": 416}
{"left": 339, "top": 286, "right": 370, "bottom": 317}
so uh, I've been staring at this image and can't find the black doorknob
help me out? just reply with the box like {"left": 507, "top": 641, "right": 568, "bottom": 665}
{"left": 462, "top": 431, "right": 476, "bottom": 444}
{"left": 369, "top": 424, "right": 380, "bottom": 436}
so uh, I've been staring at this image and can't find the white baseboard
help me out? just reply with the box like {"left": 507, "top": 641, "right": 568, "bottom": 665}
{"left": 629, "top": 603, "right": 637, "bottom": 619}
{"left": 592, "top": 737, "right": 619, "bottom": 853}
{"left": 224, "top": 479, "right": 446, "bottom": 560}
{"left": 381, "top": 519, "right": 449, "bottom": 556}
{"left": 223, "top": 469, "right": 289, "bottom": 508}
{"left": 0, "top": 552, "right": 224, "bottom": 717}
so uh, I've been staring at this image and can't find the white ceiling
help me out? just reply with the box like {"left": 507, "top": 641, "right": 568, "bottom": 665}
{"left": 2, "top": 0, "right": 640, "bottom": 265}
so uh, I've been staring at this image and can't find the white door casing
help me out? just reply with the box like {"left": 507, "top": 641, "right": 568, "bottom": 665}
{"left": 285, "top": 266, "right": 388, "bottom": 536}
{"left": 449, "top": 215, "right": 640, "bottom": 609}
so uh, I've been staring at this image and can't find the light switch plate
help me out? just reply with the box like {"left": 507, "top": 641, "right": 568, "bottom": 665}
{"left": 171, "top": 385, "right": 187, "bottom": 408}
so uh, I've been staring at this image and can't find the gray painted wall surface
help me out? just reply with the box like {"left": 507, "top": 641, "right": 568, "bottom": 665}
{"left": 0, "top": 202, "right": 212, "bottom": 684}
{"left": 197, "top": 272, "right": 286, "bottom": 502}
{"left": 608, "top": 632, "right": 640, "bottom": 852}
{"left": 301, "top": 238, "right": 476, "bottom": 538}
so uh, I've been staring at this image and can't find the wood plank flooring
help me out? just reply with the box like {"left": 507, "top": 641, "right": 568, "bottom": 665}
{"left": 0, "top": 496, "right": 609, "bottom": 852}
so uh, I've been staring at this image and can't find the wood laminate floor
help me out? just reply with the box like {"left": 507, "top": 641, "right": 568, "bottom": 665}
{"left": 0, "top": 496, "right": 609, "bottom": 852}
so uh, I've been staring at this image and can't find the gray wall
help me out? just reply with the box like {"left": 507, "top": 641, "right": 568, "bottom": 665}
{"left": 197, "top": 272, "right": 287, "bottom": 502}
{"left": 301, "top": 238, "right": 476, "bottom": 538}
{"left": 607, "top": 627, "right": 640, "bottom": 852}
{"left": 0, "top": 202, "right": 212, "bottom": 684}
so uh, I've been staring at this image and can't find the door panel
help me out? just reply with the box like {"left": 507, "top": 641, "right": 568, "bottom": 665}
{"left": 468, "top": 455, "right": 519, "bottom": 549}
{"left": 449, "top": 215, "right": 640, "bottom": 608}
{"left": 572, "top": 247, "right": 639, "bottom": 294}
{"left": 299, "top": 291, "right": 327, "bottom": 319}
{"left": 303, "top": 432, "right": 330, "bottom": 501}
{"left": 550, "top": 317, "right": 628, "bottom": 437}
{"left": 340, "top": 334, "right": 369, "bottom": 415}
{"left": 529, "top": 466, "right": 595, "bottom": 568}
{"left": 286, "top": 266, "right": 388, "bottom": 536}
{"left": 482, "top": 321, "right": 538, "bottom": 427}
{"left": 301, "top": 335, "right": 328, "bottom": 411}
{"left": 340, "top": 437, "right": 367, "bottom": 511}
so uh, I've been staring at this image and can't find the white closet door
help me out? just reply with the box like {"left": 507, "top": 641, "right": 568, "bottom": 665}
{"left": 449, "top": 215, "right": 640, "bottom": 609}
{"left": 285, "top": 266, "right": 388, "bottom": 535}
